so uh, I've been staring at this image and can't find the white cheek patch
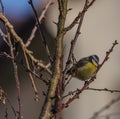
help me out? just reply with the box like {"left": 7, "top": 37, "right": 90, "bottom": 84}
{"left": 92, "top": 58, "right": 98, "bottom": 66}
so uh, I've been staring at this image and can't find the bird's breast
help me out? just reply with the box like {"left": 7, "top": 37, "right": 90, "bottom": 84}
{"left": 76, "top": 62, "right": 97, "bottom": 80}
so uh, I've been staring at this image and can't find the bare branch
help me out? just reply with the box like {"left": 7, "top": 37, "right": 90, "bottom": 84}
{"left": 63, "top": 87, "right": 120, "bottom": 99}
{"left": 0, "top": 28, "right": 9, "bottom": 46}
{"left": 64, "top": 12, "right": 82, "bottom": 32}
{"left": 62, "top": 89, "right": 79, "bottom": 99}
{"left": 26, "top": 0, "right": 53, "bottom": 47}
{"left": 64, "top": 0, "right": 96, "bottom": 32}
{"left": 7, "top": 32, "right": 22, "bottom": 119}
{"left": 40, "top": 0, "right": 68, "bottom": 118}
{"left": 22, "top": 61, "right": 49, "bottom": 85}
{"left": 28, "top": 0, "right": 53, "bottom": 63}
{"left": 0, "top": 52, "right": 15, "bottom": 60}
{"left": 90, "top": 95, "right": 120, "bottom": 119}
{"left": 86, "top": 87, "right": 120, "bottom": 93}
{"left": 93, "top": 112, "right": 120, "bottom": 119}
{"left": 22, "top": 47, "right": 39, "bottom": 101}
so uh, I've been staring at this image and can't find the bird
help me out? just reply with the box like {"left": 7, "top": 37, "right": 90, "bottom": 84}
{"left": 66, "top": 55, "right": 99, "bottom": 81}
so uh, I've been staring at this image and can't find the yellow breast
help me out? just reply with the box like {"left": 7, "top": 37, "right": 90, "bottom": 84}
{"left": 76, "top": 62, "right": 97, "bottom": 81}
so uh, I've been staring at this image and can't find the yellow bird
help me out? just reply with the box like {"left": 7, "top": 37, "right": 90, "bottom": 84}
{"left": 67, "top": 55, "right": 99, "bottom": 81}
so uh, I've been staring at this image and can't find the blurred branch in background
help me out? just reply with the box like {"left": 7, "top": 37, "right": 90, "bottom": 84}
{"left": 26, "top": 0, "right": 53, "bottom": 47}
{"left": 90, "top": 95, "right": 120, "bottom": 119}
{"left": 28, "top": 0, "right": 53, "bottom": 63}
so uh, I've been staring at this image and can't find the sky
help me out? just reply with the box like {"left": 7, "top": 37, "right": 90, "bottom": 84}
{"left": 0, "top": 0, "right": 42, "bottom": 20}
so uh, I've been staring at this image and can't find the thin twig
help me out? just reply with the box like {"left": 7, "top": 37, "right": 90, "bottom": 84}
{"left": 28, "top": 0, "right": 53, "bottom": 63}
{"left": 22, "top": 47, "right": 40, "bottom": 101}
{"left": 64, "top": 75, "right": 72, "bottom": 87}
{"left": 0, "top": 52, "right": 13, "bottom": 59}
{"left": 89, "top": 95, "right": 120, "bottom": 119}
{"left": 7, "top": 32, "right": 22, "bottom": 119}
{"left": 0, "top": 28, "right": 9, "bottom": 46}
{"left": 64, "top": 0, "right": 96, "bottom": 32}
{"left": 26, "top": 0, "right": 53, "bottom": 47}
{"left": 4, "top": 93, "right": 17, "bottom": 118}
{"left": 57, "top": 40, "right": 118, "bottom": 112}
{"left": 64, "top": 11, "right": 82, "bottom": 32}
{"left": 62, "top": 89, "right": 79, "bottom": 99}
{"left": 94, "top": 112, "right": 120, "bottom": 119}
{"left": 63, "top": 87, "right": 120, "bottom": 99}
{"left": 86, "top": 87, "right": 120, "bottom": 93}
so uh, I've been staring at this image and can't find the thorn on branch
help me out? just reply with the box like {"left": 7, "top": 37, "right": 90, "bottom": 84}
{"left": 53, "top": 21, "right": 58, "bottom": 25}
{"left": 114, "top": 40, "right": 119, "bottom": 45}
{"left": 34, "top": 92, "right": 40, "bottom": 102}
{"left": 42, "top": 91, "right": 47, "bottom": 96}
{"left": 70, "top": 39, "right": 74, "bottom": 45}
{"left": 86, "top": 87, "right": 120, "bottom": 93}
{"left": 26, "top": 0, "right": 53, "bottom": 48}
{"left": 66, "top": 60, "right": 71, "bottom": 65}
{"left": 67, "top": 8, "right": 72, "bottom": 12}
{"left": 28, "top": 0, "right": 53, "bottom": 63}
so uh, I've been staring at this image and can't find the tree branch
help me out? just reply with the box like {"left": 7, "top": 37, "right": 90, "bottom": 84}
{"left": 86, "top": 87, "right": 120, "bottom": 93}
{"left": 39, "top": 0, "right": 68, "bottom": 118}
{"left": 90, "top": 95, "right": 120, "bottom": 119}
{"left": 26, "top": 0, "right": 53, "bottom": 47}
{"left": 64, "top": 0, "right": 96, "bottom": 32}
{"left": 63, "top": 87, "right": 120, "bottom": 99}
{"left": 7, "top": 32, "right": 22, "bottom": 119}
{"left": 28, "top": 0, "right": 53, "bottom": 63}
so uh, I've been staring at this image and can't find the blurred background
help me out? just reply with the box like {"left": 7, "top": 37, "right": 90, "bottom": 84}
{"left": 0, "top": 0, "right": 120, "bottom": 119}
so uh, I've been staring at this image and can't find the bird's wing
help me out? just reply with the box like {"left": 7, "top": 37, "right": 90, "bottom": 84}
{"left": 76, "top": 58, "right": 88, "bottom": 67}
{"left": 66, "top": 59, "right": 88, "bottom": 75}
{"left": 66, "top": 65, "right": 76, "bottom": 75}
